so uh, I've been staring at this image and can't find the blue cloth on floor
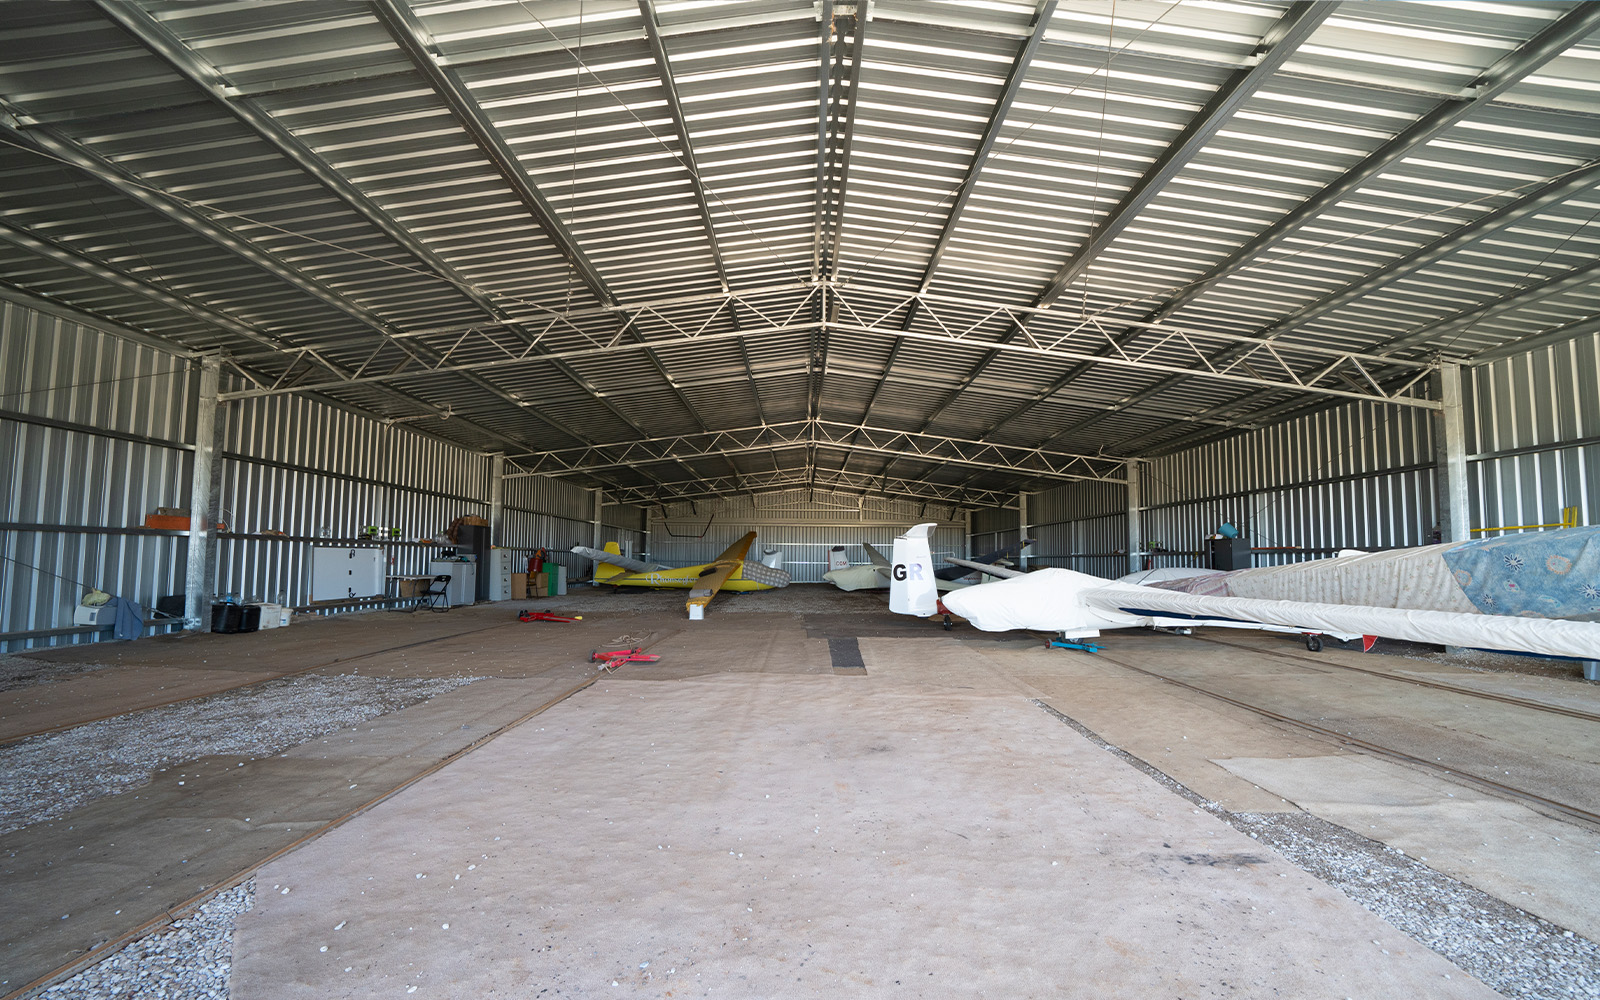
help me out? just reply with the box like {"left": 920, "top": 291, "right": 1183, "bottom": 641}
{"left": 109, "top": 596, "right": 145, "bottom": 640}
{"left": 1443, "top": 526, "right": 1600, "bottom": 620}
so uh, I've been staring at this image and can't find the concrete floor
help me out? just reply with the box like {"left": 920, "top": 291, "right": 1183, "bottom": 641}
{"left": 4, "top": 585, "right": 1598, "bottom": 997}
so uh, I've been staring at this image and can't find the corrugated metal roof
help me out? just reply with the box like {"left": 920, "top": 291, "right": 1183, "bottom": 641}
{"left": 0, "top": 0, "right": 1596, "bottom": 505}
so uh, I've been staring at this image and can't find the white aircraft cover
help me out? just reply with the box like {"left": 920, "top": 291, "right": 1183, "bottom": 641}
{"left": 1093, "top": 587, "right": 1600, "bottom": 659}
{"left": 1117, "top": 567, "right": 1224, "bottom": 587}
{"left": 1178, "top": 544, "right": 1478, "bottom": 612}
{"left": 941, "top": 568, "right": 1600, "bottom": 659}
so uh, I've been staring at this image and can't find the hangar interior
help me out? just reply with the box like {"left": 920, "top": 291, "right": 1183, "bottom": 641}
{"left": 2, "top": 0, "right": 1596, "bottom": 645}
{"left": 2, "top": 1, "right": 1599, "bottom": 998}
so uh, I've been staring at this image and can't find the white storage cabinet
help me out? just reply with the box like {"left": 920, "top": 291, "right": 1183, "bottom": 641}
{"left": 311, "top": 546, "right": 386, "bottom": 601}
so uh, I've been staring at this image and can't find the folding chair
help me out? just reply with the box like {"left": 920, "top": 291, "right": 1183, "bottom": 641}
{"left": 418, "top": 574, "right": 452, "bottom": 612}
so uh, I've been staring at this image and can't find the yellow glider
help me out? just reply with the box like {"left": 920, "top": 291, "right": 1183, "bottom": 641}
{"left": 570, "top": 532, "right": 790, "bottom": 617}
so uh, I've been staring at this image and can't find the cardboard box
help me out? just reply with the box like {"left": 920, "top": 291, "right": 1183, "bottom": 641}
{"left": 254, "top": 603, "right": 292, "bottom": 629}
{"left": 511, "top": 572, "right": 528, "bottom": 599}
{"left": 533, "top": 572, "right": 549, "bottom": 597}
{"left": 396, "top": 578, "right": 430, "bottom": 599}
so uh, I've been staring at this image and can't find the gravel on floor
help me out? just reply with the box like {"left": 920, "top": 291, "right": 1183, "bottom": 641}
{"left": 0, "top": 653, "right": 109, "bottom": 692}
{"left": 1033, "top": 699, "right": 1600, "bottom": 1000}
{"left": 38, "top": 880, "right": 255, "bottom": 1000}
{"left": 0, "top": 673, "right": 480, "bottom": 835}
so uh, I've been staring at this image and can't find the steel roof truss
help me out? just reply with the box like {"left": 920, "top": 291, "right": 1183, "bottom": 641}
{"left": 215, "top": 286, "right": 1442, "bottom": 411}
{"left": 507, "top": 418, "right": 1125, "bottom": 485}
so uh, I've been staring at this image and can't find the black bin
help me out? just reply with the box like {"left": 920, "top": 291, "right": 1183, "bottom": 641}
{"left": 211, "top": 604, "right": 261, "bottom": 634}
{"left": 1209, "top": 537, "right": 1252, "bottom": 571}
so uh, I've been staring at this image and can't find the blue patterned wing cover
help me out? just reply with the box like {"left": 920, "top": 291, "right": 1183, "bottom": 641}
{"left": 1442, "top": 527, "right": 1600, "bottom": 620}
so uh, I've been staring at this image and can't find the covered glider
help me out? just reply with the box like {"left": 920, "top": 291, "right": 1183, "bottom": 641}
{"left": 888, "top": 523, "right": 1600, "bottom": 662}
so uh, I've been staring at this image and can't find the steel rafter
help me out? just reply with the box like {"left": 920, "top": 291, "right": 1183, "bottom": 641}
{"left": 1382, "top": 258, "right": 1600, "bottom": 358}
{"left": 904, "top": 2, "right": 1332, "bottom": 441}
{"left": 88, "top": 0, "right": 689, "bottom": 488}
{"left": 1034, "top": 1, "right": 1334, "bottom": 310}
{"left": 913, "top": 0, "right": 1056, "bottom": 300}
{"left": 638, "top": 0, "right": 729, "bottom": 293}
{"left": 1049, "top": 155, "right": 1600, "bottom": 449}
{"left": 1253, "top": 158, "right": 1600, "bottom": 346}
{"left": 1471, "top": 314, "right": 1600, "bottom": 365}
{"left": 1144, "top": 1, "right": 1600, "bottom": 329}
{"left": 0, "top": 113, "right": 654, "bottom": 469}
{"left": 878, "top": 0, "right": 1053, "bottom": 451}
{"left": 95, "top": 0, "right": 668, "bottom": 444}
{"left": 100, "top": 0, "right": 684, "bottom": 483}
{"left": 368, "top": 0, "right": 616, "bottom": 308}
{"left": 810, "top": 9, "right": 866, "bottom": 426}
{"left": 0, "top": 223, "right": 531, "bottom": 455}
{"left": 810, "top": 0, "right": 835, "bottom": 283}
{"left": 976, "top": 4, "right": 1600, "bottom": 446}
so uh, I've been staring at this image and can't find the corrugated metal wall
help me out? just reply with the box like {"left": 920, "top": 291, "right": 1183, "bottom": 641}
{"left": 1, "top": 302, "right": 197, "bottom": 650}
{"left": 0, "top": 301, "right": 644, "bottom": 650}
{"left": 1465, "top": 333, "right": 1599, "bottom": 536}
{"left": 1003, "top": 359, "right": 1600, "bottom": 583}
{"left": 1137, "top": 401, "right": 1440, "bottom": 572}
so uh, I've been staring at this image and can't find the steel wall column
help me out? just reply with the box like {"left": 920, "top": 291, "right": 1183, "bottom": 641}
{"left": 592, "top": 489, "right": 604, "bottom": 551}
{"left": 1127, "top": 457, "right": 1143, "bottom": 576}
{"left": 1435, "top": 362, "right": 1471, "bottom": 543}
{"left": 1018, "top": 492, "right": 1030, "bottom": 570}
{"left": 488, "top": 453, "right": 505, "bottom": 547}
{"left": 183, "top": 354, "right": 222, "bottom": 631}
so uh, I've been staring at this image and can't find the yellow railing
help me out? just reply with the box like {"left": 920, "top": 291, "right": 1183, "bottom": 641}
{"left": 1471, "top": 506, "right": 1580, "bottom": 534}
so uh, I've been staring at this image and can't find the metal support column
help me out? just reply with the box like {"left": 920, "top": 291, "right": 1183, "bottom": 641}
{"left": 963, "top": 508, "right": 973, "bottom": 560}
{"left": 183, "top": 354, "right": 222, "bottom": 631}
{"left": 1126, "top": 457, "right": 1143, "bottom": 576}
{"left": 592, "top": 489, "right": 604, "bottom": 550}
{"left": 488, "top": 453, "right": 505, "bottom": 546}
{"left": 1434, "top": 362, "right": 1471, "bottom": 543}
{"left": 1018, "top": 492, "right": 1030, "bottom": 570}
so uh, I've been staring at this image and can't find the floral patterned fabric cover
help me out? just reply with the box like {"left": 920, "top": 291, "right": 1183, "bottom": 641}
{"left": 1442, "top": 526, "right": 1600, "bottom": 621}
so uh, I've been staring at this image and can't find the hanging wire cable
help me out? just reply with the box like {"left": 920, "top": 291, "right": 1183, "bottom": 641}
{"left": 511, "top": 0, "right": 816, "bottom": 287}
{"left": 1080, "top": 0, "right": 1120, "bottom": 318}
{"left": 0, "top": 367, "right": 187, "bottom": 406}
{"left": 834, "top": 0, "right": 1184, "bottom": 285}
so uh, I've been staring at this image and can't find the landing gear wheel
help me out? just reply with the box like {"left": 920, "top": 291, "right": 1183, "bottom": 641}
{"left": 942, "top": 615, "right": 954, "bottom": 631}
{"left": 1304, "top": 634, "right": 1323, "bottom": 652}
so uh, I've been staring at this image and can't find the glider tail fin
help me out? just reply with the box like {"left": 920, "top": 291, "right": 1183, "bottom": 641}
{"left": 593, "top": 541, "right": 625, "bottom": 580}
{"left": 889, "top": 522, "right": 940, "bottom": 617}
